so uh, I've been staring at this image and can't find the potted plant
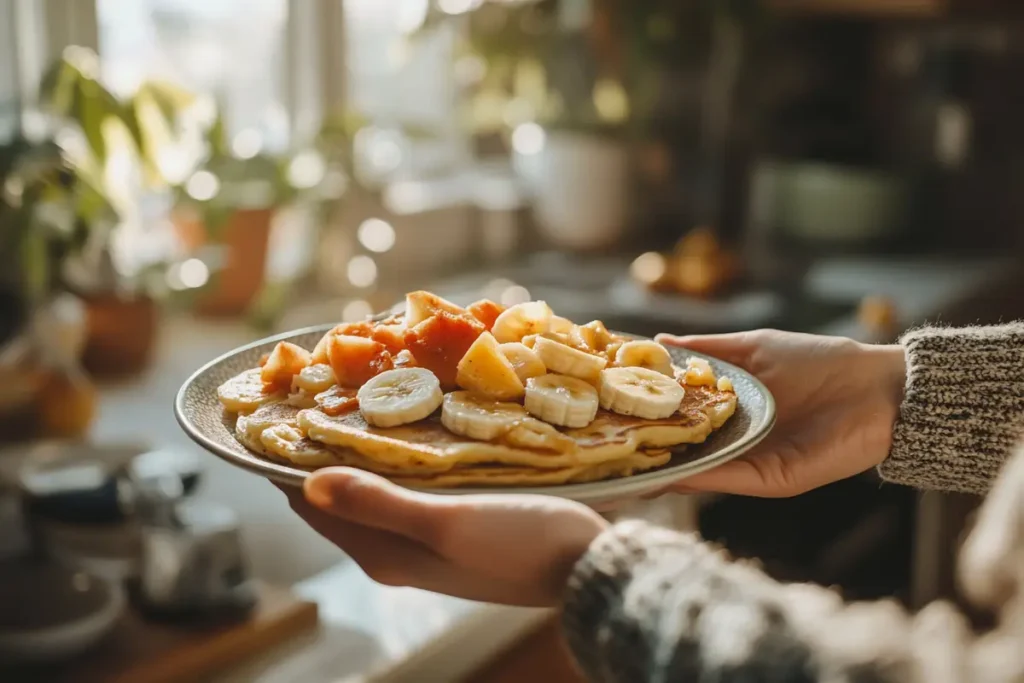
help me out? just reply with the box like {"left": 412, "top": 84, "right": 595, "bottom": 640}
{"left": 0, "top": 135, "right": 102, "bottom": 436}
{"left": 36, "top": 47, "right": 196, "bottom": 376}
{"left": 170, "top": 104, "right": 353, "bottom": 320}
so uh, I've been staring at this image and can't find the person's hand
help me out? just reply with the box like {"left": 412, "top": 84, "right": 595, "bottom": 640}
{"left": 281, "top": 468, "right": 607, "bottom": 606}
{"left": 656, "top": 329, "right": 906, "bottom": 498}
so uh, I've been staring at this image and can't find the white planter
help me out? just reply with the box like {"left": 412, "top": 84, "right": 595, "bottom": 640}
{"left": 516, "top": 131, "right": 629, "bottom": 250}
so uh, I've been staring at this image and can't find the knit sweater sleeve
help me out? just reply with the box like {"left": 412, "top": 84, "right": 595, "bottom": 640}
{"left": 879, "top": 322, "right": 1024, "bottom": 495}
{"left": 561, "top": 520, "right": 984, "bottom": 683}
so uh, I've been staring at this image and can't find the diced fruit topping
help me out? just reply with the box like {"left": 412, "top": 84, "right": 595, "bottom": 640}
{"left": 371, "top": 323, "right": 407, "bottom": 355}
{"left": 261, "top": 342, "right": 312, "bottom": 392}
{"left": 568, "top": 320, "right": 614, "bottom": 355}
{"left": 456, "top": 332, "right": 525, "bottom": 401}
{"left": 549, "top": 316, "right": 574, "bottom": 334}
{"left": 499, "top": 342, "right": 547, "bottom": 382}
{"left": 467, "top": 299, "right": 506, "bottom": 331}
{"left": 311, "top": 320, "right": 376, "bottom": 364}
{"left": 328, "top": 335, "right": 394, "bottom": 388}
{"left": 717, "top": 376, "right": 734, "bottom": 392}
{"left": 683, "top": 357, "right": 716, "bottom": 387}
{"left": 405, "top": 291, "right": 467, "bottom": 327}
{"left": 315, "top": 386, "right": 360, "bottom": 416}
{"left": 491, "top": 301, "right": 553, "bottom": 343}
{"left": 404, "top": 312, "right": 485, "bottom": 389}
{"left": 393, "top": 349, "right": 418, "bottom": 369}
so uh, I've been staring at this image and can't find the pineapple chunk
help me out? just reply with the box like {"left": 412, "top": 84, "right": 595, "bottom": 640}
{"left": 456, "top": 332, "right": 525, "bottom": 401}
{"left": 683, "top": 356, "right": 717, "bottom": 387}
{"left": 405, "top": 291, "right": 467, "bottom": 327}
{"left": 717, "top": 376, "right": 734, "bottom": 393}
{"left": 261, "top": 342, "right": 312, "bottom": 392}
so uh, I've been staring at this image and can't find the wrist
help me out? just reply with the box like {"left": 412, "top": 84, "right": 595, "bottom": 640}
{"left": 859, "top": 342, "right": 907, "bottom": 408}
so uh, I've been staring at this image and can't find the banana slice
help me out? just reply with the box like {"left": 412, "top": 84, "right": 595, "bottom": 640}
{"left": 456, "top": 332, "right": 525, "bottom": 401}
{"left": 549, "top": 316, "right": 574, "bottom": 334}
{"left": 533, "top": 336, "right": 607, "bottom": 382}
{"left": 614, "top": 340, "right": 674, "bottom": 376}
{"left": 291, "top": 363, "right": 337, "bottom": 394}
{"left": 499, "top": 342, "right": 547, "bottom": 382}
{"left": 522, "top": 331, "right": 569, "bottom": 349}
{"left": 525, "top": 374, "right": 598, "bottom": 428}
{"left": 682, "top": 356, "right": 717, "bottom": 387}
{"left": 357, "top": 368, "right": 443, "bottom": 428}
{"left": 441, "top": 391, "right": 527, "bottom": 441}
{"left": 218, "top": 368, "right": 285, "bottom": 414}
{"left": 491, "top": 301, "right": 553, "bottom": 343}
{"left": 441, "top": 391, "right": 572, "bottom": 451}
{"left": 599, "top": 367, "right": 685, "bottom": 420}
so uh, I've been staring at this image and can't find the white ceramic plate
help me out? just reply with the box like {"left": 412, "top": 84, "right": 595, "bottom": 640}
{"left": 175, "top": 325, "right": 775, "bottom": 507}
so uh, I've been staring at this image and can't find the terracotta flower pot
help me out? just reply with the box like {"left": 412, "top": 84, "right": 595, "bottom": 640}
{"left": 173, "top": 207, "right": 275, "bottom": 317}
{"left": 81, "top": 296, "right": 159, "bottom": 378}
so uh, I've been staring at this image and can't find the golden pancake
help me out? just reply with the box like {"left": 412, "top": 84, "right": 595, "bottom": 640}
{"left": 236, "top": 403, "right": 433, "bottom": 475}
{"left": 389, "top": 449, "right": 672, "bottom": 488}
{"left": 297, "top": 403, "right": 713, "bottom": 472}
{"left": 235, "top": 402, "right": 673, "bottom": 487}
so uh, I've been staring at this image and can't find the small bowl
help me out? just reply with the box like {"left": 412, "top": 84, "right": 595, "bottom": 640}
{"left": 0, "top": 559, "right": 125, "bottom": 663}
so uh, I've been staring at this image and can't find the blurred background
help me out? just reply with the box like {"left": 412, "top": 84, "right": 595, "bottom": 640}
{"left": 2, "top": 0, "right": 1024, "bottom": 681}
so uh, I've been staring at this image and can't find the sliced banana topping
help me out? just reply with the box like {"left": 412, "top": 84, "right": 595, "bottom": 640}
{"left": 533, "top": 336, "right": 607, "bottom": 382}
{"left": 614, "top": 340, "right": 674, "bottom": 376}
{"left": 441, "top": 391, "right": 572, "bottom": 451}
{"left": 549, "top": 316, "right": 574, "bottom": 334}
{"left": 357, "top": 368, "right": 443, "bottom": 428}
{"left": 291, "top": 363, "right": 337, "bottom": 394}
{"left": 524, "top": 374, "right": 598, "bottom": 428}
{"left": 499, "top": 342, "right": 547, "bottom": 383}
{"left": 491, "top": 301, "right": 553, "bottom": 343}
{"left": 441, "top": 391, "right": 529, "bottom": 441}
{"left": 599, "top": 367, "right": 685, "bottom": 420}
{"left": 456, "top": 332, "right": 525, "bottom": 401}
{"left": 218, "top": 368, "right": 285, "bottom": 414}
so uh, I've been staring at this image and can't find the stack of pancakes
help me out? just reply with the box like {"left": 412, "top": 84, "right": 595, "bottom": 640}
{"left": 229, "top": 368, "right": 737, "bottom": 488}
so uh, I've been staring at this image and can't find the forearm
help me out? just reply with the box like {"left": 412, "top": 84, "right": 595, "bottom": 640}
{"left": 561, "top": 521, "right": 980, "bottom": 683}
{"left": 881, "top": 322, "right": 1024, "bottom": 495}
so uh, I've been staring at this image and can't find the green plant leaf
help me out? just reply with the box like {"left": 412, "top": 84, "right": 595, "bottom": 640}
{"left": 137, "top": 80, "right": 196, "bottom": 124}
{"left": 206, "top": 110, "right": 230, "bottom": 159}
{"left": 74, "top": 79, "right": 111, "bottom": 165}
{"left": 20, "top": 227, "right": 49, "bottom": 304}
{"left": 39, "top": 60, "right": 78, "bottom": 117}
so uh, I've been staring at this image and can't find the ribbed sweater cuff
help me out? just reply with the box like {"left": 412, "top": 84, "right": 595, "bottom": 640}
{"left": 561, "top": 521, "right": 708, "bottom": 683}
{"left": 880, "top": 323, "right": 1024, "bottom": 495}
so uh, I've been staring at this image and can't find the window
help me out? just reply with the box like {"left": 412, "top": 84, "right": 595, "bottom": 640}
{"left": 96, "top": 0, "right": 290, "bottom": 151}
{"left": 343, "top": 0, "right": 468, "bottom": 176}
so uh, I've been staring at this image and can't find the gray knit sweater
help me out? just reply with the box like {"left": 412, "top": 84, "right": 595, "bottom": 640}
{"left": 562, "top": 323, "right": 1024, "bottom": 683}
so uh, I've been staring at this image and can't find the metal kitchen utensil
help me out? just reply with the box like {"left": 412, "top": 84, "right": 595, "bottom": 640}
{"left": 131, "top": 471, "right": 256, "bottom": 622}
